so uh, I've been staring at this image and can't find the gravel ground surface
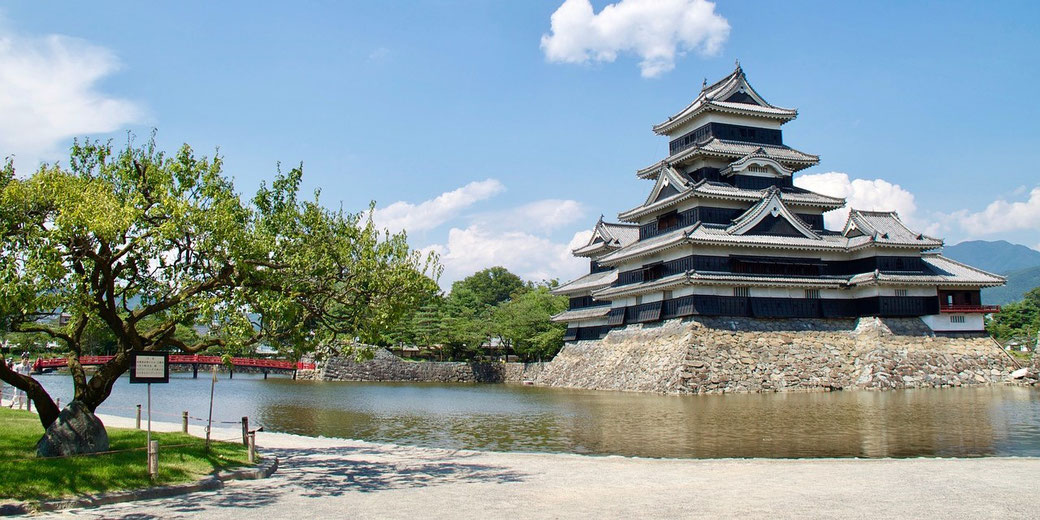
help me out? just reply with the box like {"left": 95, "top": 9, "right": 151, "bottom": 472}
{"left": 16, "top": 413, "right": 1036, "bottom": 519}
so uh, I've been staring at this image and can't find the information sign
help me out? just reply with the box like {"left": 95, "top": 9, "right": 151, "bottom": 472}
{"left": 129, "top": 352, "right": 170, "bottom": 384}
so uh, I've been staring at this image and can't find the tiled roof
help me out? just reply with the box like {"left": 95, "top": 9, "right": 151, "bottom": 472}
{"left": 550, "top": 306, "right": 611, "bottom": 323}
{"left": 653, "top": 66, "right": 798, "bottom": 135}
{"left": 592, "top": 273, "right": 689, "bottom": 299}
{"left": 618, "top": 179, "right": 844, "bottom": 222}
{"left": 638, "top": 139, "right": 819, "bottom": 178}
{"left": 690, "top": 225, "right": 849, "bottom": 250}
{"left": 595, "top": 224, "right": 698, "bottom": 265}
{"left": 726, "top": 187, "right": 820, "bottom": 239}
{"left": 572, "top": 218, "right": 640, "bottom": 257}
{"left": 848, "top": 254, "right": 1005, "bottom": 287}
{"left": 552, "top": 270, "right": 618, "bottom": 295}
{"left": 842, "top": 210, "right": 943, "bottom": 248}
{"left": 686, "top": 271, "right": 848, "bottom": 287}
{"left": 602, "top": 222, "right": 639, "bottom": 246}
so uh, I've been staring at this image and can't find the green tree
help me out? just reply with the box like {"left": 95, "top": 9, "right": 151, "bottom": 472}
{"left": 450, "top": 267, "right": 525, "bottom": 309}
{"left": 0, "top": 138, "right": 438, "bottom": 431}
{"left": 432, "top": 268, "right": 525, "bottom": 359}
{"left": 492, "top": 282, "right": 567, "bottom": 361}
{"left": 986, "top": 287, "right": 1040, "bottom": 344}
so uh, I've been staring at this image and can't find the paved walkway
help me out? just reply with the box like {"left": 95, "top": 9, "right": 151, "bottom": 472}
{"left": 28, "top": 414, "right": 1039, "bottom": 519}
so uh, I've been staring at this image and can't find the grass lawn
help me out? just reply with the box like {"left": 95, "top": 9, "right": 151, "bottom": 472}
{"left": 0, "top": 407, "right": 251, "bottom": 502}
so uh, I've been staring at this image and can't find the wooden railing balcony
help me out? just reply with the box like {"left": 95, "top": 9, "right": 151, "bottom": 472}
{"left": 939, "top": 304, "right": 1001, "bottom": 314}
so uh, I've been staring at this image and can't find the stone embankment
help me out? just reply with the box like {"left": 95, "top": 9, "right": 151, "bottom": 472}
{"left": 309, "top": 348, "right": 544, "bottom": 384}
{"left": 537, "top": 316, "right": 1023, "bottom": 394}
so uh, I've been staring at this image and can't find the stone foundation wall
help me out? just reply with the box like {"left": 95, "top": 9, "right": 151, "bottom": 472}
{"left": 537, "top": 317, "right": 1020, "bottom": 394}
{"left": 314, "top": 348, "right": 545, "bottom": 384}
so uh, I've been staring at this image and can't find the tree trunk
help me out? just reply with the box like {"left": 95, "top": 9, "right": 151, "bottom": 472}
{"left": 79, "top": 352, "right": 130, "bottom": 412}
{"left": 0, "top": 362, "right": 61, "bottom": 428}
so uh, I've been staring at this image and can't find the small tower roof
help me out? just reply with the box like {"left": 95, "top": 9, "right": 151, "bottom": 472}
{"left": 653, "top": 64, "right": 798, "bottom": 136}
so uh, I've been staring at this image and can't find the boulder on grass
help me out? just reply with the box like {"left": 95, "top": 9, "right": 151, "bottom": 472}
{"left": 36, "top": 400, "right": 110, "bottom": 457}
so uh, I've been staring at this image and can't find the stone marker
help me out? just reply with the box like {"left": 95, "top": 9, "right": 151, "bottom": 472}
{"left": 36, "top": 400, "right": 110, "bottom": 457}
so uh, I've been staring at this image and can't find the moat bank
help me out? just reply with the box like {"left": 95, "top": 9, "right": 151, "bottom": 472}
{"left": 314, "top": 317, "right": 1030, "bottom": 394}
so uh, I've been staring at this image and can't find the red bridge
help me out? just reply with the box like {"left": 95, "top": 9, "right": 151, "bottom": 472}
{"left": 35, "top": 355, "right": 316, "bottom": 378}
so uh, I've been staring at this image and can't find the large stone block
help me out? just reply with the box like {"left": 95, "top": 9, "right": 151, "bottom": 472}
{"left": 36, "top": 401, "right": 110, "bottom": 457}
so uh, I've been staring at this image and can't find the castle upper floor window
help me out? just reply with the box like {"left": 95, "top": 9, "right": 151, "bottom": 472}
{"left": 657, "top": 211, "right": 679, "bottom": 232}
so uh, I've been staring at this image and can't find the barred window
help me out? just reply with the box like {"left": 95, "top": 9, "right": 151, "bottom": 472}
{"left": 804, "top": 289, "right": 820, "bottom": 299}
{"left": 950, "top": 315, "right": 966, "bottom": 324}
{"left": 733, "top": 287, "right": 751, "bottom": 298}
{"left": 895, "top": 289, "right": 908, "bottom": 297}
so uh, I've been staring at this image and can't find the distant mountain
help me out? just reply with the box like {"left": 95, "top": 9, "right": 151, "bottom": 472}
{"left": 979, "top": 266, "right": 1040, "bottom": 305}
{"left": 942, "top": 240, "right": 1040, "bottom": 305}
{"left": 942, "top": 240, "right": 1040, "bottom": 274}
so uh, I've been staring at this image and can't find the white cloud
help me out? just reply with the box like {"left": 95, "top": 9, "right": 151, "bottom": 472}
{"left": 0, "top": 19, "right": 145, "bottom": 170}
{"left": 950, "top": 187, "right": 1040, "bottom": 236}
{"left": 475, "top": 198, "right": 585, "bottom": 234}
{"left": 794, "top": 172, "right": 923, "bottom": 231}
{"left": 430, "top": 225, "right": 591, "bottom": 287}
{"left": 372, "top": 179, "right": 505, "bottom": 234}
{"left": 540, "top": 0, "right": 730, "bottom": 78}
{"left": 374, "top": 182, "right": 592, "bottom": 288}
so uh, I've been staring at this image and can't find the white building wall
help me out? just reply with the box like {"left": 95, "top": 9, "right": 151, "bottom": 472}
{"left": 921, "top": 314, "right": 985, "bottom": 332}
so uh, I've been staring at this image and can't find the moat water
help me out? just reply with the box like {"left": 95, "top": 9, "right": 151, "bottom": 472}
{"left": 31, "top": 373, "right": 1040, "bottom": 459}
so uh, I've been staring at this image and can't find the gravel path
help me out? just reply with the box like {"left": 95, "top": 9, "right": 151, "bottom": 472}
{"left": 32, "top": 414, "right": 1040, "bottom": 519}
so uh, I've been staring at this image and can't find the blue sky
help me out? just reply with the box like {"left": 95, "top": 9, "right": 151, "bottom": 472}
{"left": 2, "top": 1, "right": 1038, "bottom": 286}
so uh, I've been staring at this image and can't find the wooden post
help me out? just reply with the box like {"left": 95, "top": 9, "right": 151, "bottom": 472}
{"left": 192, "top": 363, "right": 198, "bottom": 379}
{"left": 136, "top": 404, "right": 142, "bottom": 429}
{"left": 263, "top": 369, "right": 268, "bottom": 380}
{"left": 148, "top": 440, "right": 159, "bottom": 480}
{"left": 182, "top": 411, "right": 189, "bottom": 433}
{"left": 241, "top": 416, "right": 249, "bottom": 446}
{"left": 55, "top": 398, "right": 60, "bottom": 410}
{"left": 248, "top": 432, "right": 256, "bottom": 463}
{"left": 229, "top": 367, "right": 234, "bottom": 379}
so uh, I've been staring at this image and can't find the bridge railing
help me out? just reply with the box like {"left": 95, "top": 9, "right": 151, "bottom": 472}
{"left": 34, "top": 355, "right": 315, "bottom": 371}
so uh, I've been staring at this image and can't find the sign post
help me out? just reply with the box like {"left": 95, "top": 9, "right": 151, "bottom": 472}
{"left": 130, "top": 352, "right": 169, "bottom": 480}
{"left": 206, "top": 365, "right": 217, "bottom": 450}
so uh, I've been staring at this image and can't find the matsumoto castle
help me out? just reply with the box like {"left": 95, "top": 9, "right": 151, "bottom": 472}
{"left": 553, "top": 64, "right": 1004, "bottom": 341}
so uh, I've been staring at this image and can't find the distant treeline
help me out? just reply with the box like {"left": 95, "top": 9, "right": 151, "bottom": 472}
{"left": 386, "top": 266, "right": 567, "bottom": 362}
{"left": 987, "top": 287, "right": 1040, "bottom": 348}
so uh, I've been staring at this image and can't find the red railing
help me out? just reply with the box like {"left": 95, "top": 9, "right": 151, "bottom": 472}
{"left": 35, "top": 355, "right": 315, "bottom": 371}
{"left": 939, "top": 304, "right": 1001, "bottom": 314}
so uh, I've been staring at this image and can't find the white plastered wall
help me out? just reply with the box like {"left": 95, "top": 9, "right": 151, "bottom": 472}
{"left": 921, "top": 313, "right": 985, "bottom": 332}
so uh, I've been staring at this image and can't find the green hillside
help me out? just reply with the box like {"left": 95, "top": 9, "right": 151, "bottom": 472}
{"left": 982, "top": 266, "right": 1040, "bottom": 306}
{"left": 943, "top": 240, "right": 1040, "bottom": 305}
{"left": 943, "top": 240, "right": 1040, "bottom": 274}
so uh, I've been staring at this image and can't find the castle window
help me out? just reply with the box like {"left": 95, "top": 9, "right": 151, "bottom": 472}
{"left": 733, "top": 287, "right": 750, "bottom": 298}
{"left": 804, "top": 289, "right": 820, "bottom": 299}
{"left": 657, "top": 211, "right": 679, "bottom": 232}
{"left": 895, "top": 289, "right": 908, "bottom": 297}
{"left": 950, "top": 315, "right": 966, "bottom": 324}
